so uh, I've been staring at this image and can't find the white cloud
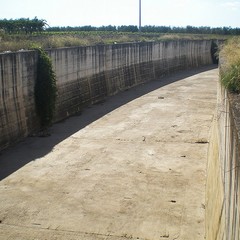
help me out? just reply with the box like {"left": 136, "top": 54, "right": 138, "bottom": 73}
{"left": 174, "top": 0, "right": 194, "bottom": 8}
{"left": 222, "top": 0, "right": 240, "bottom": 10}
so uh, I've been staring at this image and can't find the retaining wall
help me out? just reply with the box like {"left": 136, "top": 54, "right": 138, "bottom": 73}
{"left": 0, "top": 51, "right": 38, "bottom": 150}
{"left": 0, "top": 40, "right": 213, "bottom": 150}
{"left": 206, "top": 80, "right": 240, "bottom": 239}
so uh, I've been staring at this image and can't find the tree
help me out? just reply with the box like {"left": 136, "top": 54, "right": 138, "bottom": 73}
{"left": 0, "top": 17, "right": 48, "bottom": 34}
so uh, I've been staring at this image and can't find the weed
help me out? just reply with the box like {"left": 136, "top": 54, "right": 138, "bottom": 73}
{"left": 220, "top": 37, "right": 240, "bottom": 92}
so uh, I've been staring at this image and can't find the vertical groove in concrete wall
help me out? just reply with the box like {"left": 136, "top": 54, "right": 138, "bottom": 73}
{"left": 0, "top": 40, "right": 213, "bottom": 151}
{"left": 0, "top": 51, "right": 38, "bottom": 150}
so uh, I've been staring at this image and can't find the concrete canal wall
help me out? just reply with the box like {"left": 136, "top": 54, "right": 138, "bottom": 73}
{"left": 206, "top": 73, "right": 240, "bottom": 240}
{"left": 0, "top": 40, "right": 213, "bottom": 150}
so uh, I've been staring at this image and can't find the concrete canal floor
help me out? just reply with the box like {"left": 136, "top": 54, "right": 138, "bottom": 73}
{"left": 0, "top": 66, "right": 218, "bottom": 240}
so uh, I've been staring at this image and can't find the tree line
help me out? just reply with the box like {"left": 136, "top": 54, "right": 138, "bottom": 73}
{"left": 0, "top": 17, "right": 47, "bottom": 34}
{"left": 46, "top": 25, "right": 240, "bottom": 35}
{"left": 1, "top": 18, "right": 240, "bottom": 35}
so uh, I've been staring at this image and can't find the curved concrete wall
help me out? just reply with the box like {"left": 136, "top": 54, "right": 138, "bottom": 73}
{"left": 0, "top": 40, "right": 213, "bottom": 150}
{"left": 49, "top": 41, "right": 213, "bottom": 121}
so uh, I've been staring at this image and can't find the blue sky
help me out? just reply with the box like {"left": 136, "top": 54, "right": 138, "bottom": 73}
{"left": 0, "top": 0, "right": 240, "bottom": 28}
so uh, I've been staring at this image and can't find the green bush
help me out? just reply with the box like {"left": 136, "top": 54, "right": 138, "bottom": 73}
{"left": 34, "top": 48, "right": 57, "bottom": 129}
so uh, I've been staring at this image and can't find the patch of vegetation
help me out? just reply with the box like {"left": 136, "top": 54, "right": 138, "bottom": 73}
{"left": 220, "top": 37, "right": 240, "bottom": 93}
{"left": 46, "top": 25, "right": 240, "bottom": 35}
{"left": 0, "top": 19, "right": 237, "bottom": 52}
{"left": 34, "top": 48, "right": 57, "bottom": 129}
{"left": 0, "top": 31, "right": 228, "bottom": 52}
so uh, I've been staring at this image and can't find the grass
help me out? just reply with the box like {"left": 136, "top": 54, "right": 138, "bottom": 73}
{"left": 0, "top": 31, "right": 228, "bottom": 53}
{"left": 220, "top": 37, "right": 240, "bottom": 93}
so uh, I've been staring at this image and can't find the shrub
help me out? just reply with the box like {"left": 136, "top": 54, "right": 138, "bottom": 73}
{"left": 34, "top": 48, "right": 57, "bottom": 129}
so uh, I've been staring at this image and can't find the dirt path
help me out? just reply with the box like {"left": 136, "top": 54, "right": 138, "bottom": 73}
{"left": 0, "top": 67, "right": 218, "bottom": 240}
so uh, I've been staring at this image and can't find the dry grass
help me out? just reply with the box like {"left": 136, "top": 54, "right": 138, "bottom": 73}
{"left": 0, "top": 35, "right": 91, "bottom": 52}
{"left": 0, "top": 31, "right": 228, "bottom": 53}
{"left": 220, "top": 37, "right": 240, "bottom": 68}
{"left": 220, "top": 37, "right": 240, "bottom": 92}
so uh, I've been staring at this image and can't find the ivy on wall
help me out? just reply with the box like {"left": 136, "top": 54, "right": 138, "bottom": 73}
{"left": 34, "top": 48, "right": 57, "bottom": 129}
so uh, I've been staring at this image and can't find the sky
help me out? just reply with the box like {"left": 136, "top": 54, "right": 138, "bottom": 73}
{"left": 0, "top": 0, "right": 240, "bottom": 28}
